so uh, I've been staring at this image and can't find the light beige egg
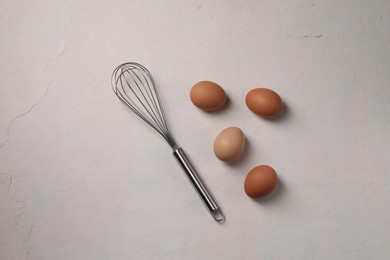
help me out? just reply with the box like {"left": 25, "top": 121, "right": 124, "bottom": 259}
{"left": 213, "top": 127, "right": 245, "bottom": 161}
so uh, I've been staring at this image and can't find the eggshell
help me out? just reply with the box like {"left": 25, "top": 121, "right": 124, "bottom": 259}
{"left": 190, "top": 81, "right": 226, "bottom": 111}
{"left": 213, "top": 127, "right": 245, "bottom": 161}
{"left": 244, "top": 165, "right": 278, "bottom": 198}
{"left": 245, "top": 88, "right": 283, "bottom": 117}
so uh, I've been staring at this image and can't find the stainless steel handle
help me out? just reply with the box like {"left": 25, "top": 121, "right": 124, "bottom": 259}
{"left": 173, "top": 148, "right": 224, "bottom": 222}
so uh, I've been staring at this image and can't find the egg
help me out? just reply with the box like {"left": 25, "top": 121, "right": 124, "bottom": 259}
{"left": 190, "top": 81, "right": 227, "bottom": 111}
{"left": 244, "top": 165, "right": 278, "bottom": 198}
{"left": 213, "top": 127, "right": 245, "bottom": 161}
{"left": 245, "top": 88, "right": 283, "bottom": 117}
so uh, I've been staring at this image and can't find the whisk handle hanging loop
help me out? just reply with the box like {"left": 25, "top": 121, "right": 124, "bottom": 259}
{"left": 173, "top": 148, "right": 224, "bottom": 222}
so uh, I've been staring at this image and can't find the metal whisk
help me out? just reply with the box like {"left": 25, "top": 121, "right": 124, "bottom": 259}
{"left": 111, "top": 62, "right": 224, "bottom": 222}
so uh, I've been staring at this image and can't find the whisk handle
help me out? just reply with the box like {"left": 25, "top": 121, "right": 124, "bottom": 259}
{"left": 173, "top": 148, "right": 224, "bottom": 222}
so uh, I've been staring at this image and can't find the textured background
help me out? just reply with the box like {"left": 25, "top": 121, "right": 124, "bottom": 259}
{"left": 1, "top": 0, "right": 390, "bottom": 259}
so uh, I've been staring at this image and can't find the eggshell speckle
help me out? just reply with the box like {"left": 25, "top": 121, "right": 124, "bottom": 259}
{"left": 244, "top": 165, "right": 278, "bottom": 198}
{"left": 213, "top": 127, "right": 245, "bottom": 161}
{"left": 190, "top": 81, "right": 226, "bottom": 111}
{"left": 245, "top": 88, "right": 283, "bottom": 117}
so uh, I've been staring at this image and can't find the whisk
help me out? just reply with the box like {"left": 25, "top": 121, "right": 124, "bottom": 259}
{"left": 111, "top": 62, "right": 224, "bottom": 222}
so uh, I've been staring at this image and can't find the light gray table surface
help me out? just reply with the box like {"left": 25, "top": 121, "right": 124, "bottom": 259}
{"left": 1, "top": 1, "right": 389, "bottom": 259}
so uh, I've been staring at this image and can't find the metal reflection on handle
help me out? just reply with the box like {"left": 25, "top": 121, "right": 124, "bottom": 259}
{"left": 173, "top": 148, "right": 224, "bottom": 222}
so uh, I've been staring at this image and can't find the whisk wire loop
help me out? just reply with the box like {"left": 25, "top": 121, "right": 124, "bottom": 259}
{"left": 112, "top": 62, "right": 176, "bottom": 148}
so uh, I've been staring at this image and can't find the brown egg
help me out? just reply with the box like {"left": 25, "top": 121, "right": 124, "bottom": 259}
{"left": 244, "top": 165, "right": 278, "bottom": 198}
{"left": 213, "top": 127, "right": 245, "bottom": 161}
{"left": 190, "top": 81, "right": 226, "bottom": 111}
{"left": 245, "top": 88, "right": 283, "bottom": 117}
